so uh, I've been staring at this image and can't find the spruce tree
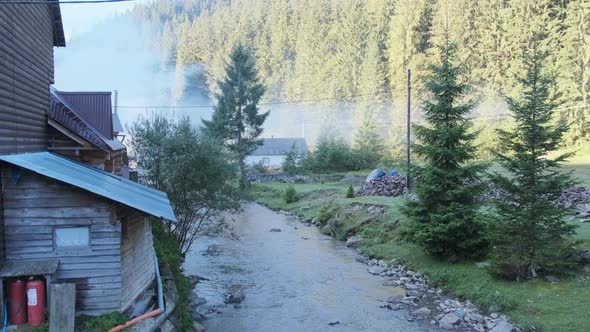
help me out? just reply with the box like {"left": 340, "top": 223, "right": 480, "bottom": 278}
{"left": 401, "top": 41, "right": 487, "bottom": 260}
{"left": 203, "top": 43, "right": 269, "bottom": 190}
{"left": 489, "top": 40, "right": 579, "bottom": 280}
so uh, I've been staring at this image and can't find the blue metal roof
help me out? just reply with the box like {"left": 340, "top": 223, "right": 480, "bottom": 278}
{"left": 0, "top": 152, "right": 176, "bottom": 222}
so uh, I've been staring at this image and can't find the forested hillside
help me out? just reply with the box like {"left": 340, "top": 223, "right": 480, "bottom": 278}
{"left": 130, "top": 0, "right": 589, "bottom": 145}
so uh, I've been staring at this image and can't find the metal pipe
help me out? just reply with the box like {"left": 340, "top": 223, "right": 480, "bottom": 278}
{"left": 154, "top": 254, "right": 164, "bottom": 311}
{"left": 107, "top": 254, "right": 165, "bottom": 332}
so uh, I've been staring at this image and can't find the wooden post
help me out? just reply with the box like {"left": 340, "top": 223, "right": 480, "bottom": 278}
{"left": 406, "top": 68, "right": 411, "bottom": 189}
{"left": 49, "top": 284, "right": 75, "bottom": 332}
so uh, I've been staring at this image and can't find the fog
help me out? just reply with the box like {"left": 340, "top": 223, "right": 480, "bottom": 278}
{"left": 54, "top": 15, "right": 213, "bottom": 131}
{"left": 54, "top": 12, "right": 507, "bottom": 149}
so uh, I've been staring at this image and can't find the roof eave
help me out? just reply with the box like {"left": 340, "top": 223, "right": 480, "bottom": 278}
{"left": 51, "top": 1, "right": 66, "bottom": 47}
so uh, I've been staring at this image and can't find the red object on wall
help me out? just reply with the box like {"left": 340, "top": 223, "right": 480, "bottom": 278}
{"left": 7, "top": 279, "right": 27, "bottom": 325}
{"left": 26, "top": 279, "right": 46, "bottom": 327}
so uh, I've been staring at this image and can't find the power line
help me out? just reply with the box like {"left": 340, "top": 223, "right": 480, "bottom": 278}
{"left": 0, "top": 0, "right": 134, "bottom": 4}
{"left": 117, "top": 90, "right": 409, "bottom": 109}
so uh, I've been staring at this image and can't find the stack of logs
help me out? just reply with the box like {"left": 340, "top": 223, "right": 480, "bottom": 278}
{"left": 357, "top": 175, "right": 590, "bottom": 221}
{"left": 357, "top": 175, "right": 407, "bottom": 197}
{"left": 560, "top": 187, "right": 590, "bottom": 222}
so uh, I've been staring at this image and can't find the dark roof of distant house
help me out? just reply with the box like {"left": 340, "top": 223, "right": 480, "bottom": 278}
{"left": 49, "top": 88, "right": 125, "bottom": 152}
{"left": 250, "top": 138, "right": 308, "bottom": 156}
{"left": 50, "top": 0, "right": 66, "bottom": 47}
{"left": 0, "top": 152, "right": 176, "bottom": 221}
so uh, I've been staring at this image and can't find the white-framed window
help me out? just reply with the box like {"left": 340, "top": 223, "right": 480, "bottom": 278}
{"left": 55, "top": 227, "right": 90, "bottom": 248}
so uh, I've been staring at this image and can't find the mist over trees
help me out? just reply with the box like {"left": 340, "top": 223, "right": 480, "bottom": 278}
{"left": 131, "top": 0, "right": 590, "bottom": 147}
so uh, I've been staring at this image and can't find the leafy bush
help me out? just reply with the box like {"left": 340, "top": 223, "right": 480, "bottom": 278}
{"left": 314, "top": 204, "right": 337, "bottom": 226}
{"left": 282, "top": 144, "right": 304, "bottom": 175}
{"left": 346, "top": 185, "right": 355, "bottom": 198}
{"left": 303, "top": 135, "right": 381, "bottom": 173}
{"left": 252, "top": 160, "right": 269, "bottom": 174}
{"left": 284, "top": 185, "right": 299, "bottom": 203}
{"left": 128, "top": 114, "right": 241, "bottom": 255}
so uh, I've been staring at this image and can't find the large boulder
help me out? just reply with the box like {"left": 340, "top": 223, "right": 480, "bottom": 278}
{"left": 365, "top": 169, "right": 386, "bottom": 183}
{"left": 439, "top": 313, "right": 461, "bottom": 330}
{"left": 345, "top": 235, "right": 363, "bottom": 248}
{"left": 490, "top": 320, "right": 515, "bottom": 332}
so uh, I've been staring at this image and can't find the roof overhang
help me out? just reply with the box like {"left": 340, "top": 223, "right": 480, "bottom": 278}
{"left": 50, "top": 0, "right": 66, "bottom": 47}
{"left": 0, "top": 152, "right": 176, "bottom": 222}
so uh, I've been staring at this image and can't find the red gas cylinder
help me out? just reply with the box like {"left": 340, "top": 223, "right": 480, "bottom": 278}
{"left": 7, "top": 279, "right": 27, "bottom": 325}
{"left": 26, "top": 279, "right": 46, "bottom": 327}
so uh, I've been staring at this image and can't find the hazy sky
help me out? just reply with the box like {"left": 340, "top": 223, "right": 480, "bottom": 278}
{"left": 60, "top": 0, "right": 148, "bottom": 40}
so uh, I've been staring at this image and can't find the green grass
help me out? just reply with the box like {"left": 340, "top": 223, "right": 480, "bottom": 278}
{"left": 250, "top": 179, "right": 590, "bottom": 332}
{"left": 75, "top": 312, "right": 128, "bottom": 332}
{"left": 152, "top": 221, "right": 194, "bottom": 332}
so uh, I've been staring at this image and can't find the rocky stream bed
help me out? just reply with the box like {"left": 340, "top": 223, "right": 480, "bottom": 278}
{"left": 183, "top": 204, "right": 521, "bottom": 332}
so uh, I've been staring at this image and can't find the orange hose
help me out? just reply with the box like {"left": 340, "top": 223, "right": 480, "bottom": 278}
{"left": 108, "top": 309, "right": 161, "bottom": 332}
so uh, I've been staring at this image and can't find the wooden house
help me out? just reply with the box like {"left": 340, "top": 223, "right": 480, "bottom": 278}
{"left": 48, "top": 88, "right": 128, "bottom": 175}
{"left": 0, "top": 1, "right": 177, "bottom": 318}
{"left": 0, "top": 0, "right": 65, "bottom": 155}
{"left": 0, "top": 152, "right": 176, "bottom": 315}
{"left": 246, "top": 138, "right": 308, "bottom": 168}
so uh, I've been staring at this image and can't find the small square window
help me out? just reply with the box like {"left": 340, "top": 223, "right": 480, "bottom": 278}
{"left": 55, "top": 227, "right": 90, "bottom": 248}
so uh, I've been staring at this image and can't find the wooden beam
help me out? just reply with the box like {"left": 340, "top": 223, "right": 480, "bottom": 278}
{"left": 49, "top": 283, "right": 76, "bottom": 332}
{"left": 47, "top": 118, "right": 92, "bottom": 148}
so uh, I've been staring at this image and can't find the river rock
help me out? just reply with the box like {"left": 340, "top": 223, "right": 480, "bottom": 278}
{"left": 189, "top": 293, "right": 207, "bottom": 309}
{"left": 269, "top": 228, "right": 282, "bottom": 232}
{"left": 203, "top": 244, "right": 223, "bottom": 256}
{"left": 368, "top": 266, "right": 387, "bottom": 275}
{"left": 224, "top": 285, "right": 246, "bottom": 304}
{"left": 439, "top": 313, "right": 461, "bottom": 330}
{"left": 545, "top": 275, "right": 560, "bottom": 283}
{"left": 160, "top": 319, "right": 176, "bottom": 332}
{"left": 328, "top": 320, "right": 340, "bottom": 326}
{"left": 412, "top": 307, "right": 431, "bottom": 318}
{"left": 345, "top": 235, "right": 363, "bottom": 248}
{"left": 193, "top": 322, "right": 206, "bottom": 332}
{"left": 466, "top": 313, "right": 485, "bottom": 324}
{"left": 386, "top": 287, "right": 406, "bottom": 303}
{"left": 490, "top": 320, "right": 515, "bottom": 332}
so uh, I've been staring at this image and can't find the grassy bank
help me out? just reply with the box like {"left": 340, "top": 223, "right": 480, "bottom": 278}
{"left": 152, "top": 221, "right": 194, "bottom": 331}
{"left": 249, "top": 180, "right": 590, "bottom": 332}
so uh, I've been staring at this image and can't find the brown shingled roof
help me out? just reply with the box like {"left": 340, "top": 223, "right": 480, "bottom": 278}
{"left": 57, "top": 91, "right": 114, "bottom": 139}
{"left": 49, "top": 88, "right": 125, "bottom": 152}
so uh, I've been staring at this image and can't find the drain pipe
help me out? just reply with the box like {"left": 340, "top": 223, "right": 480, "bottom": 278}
{"left": 108, "top": 255, "right": 165, "bottom": 332}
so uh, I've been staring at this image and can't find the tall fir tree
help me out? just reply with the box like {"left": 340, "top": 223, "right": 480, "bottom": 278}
{"left": 557, "top": 0, "right": 590, "bottom": 145}
{"left": 489, "top": 39, "right": 579, "bottom": 280}
{"left": 401, "top": 40, "right": 488, "bottom": 260}
{"left": 203, "top": 43, "right": 269, "bottom": 190}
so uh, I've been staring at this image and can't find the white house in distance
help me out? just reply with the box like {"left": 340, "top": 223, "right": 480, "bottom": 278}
{"left": 246, "top": 138, "right": 308, "bottom": 168}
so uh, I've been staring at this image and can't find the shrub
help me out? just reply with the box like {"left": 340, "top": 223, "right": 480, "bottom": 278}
{"left": 314, "top": 204, "right": 337, "bottom": 226}
{"left": 346, "top": 185, "right": 355, "bottom": 198}
{"left": 284, "top": 185, "right": 299, "bottom": 203}
{"left": 302, "top": 135, "right": 382, "bottom": 173}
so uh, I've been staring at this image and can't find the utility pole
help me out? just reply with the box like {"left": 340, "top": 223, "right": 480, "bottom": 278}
{"left": 113, "top": 90, "right": 118, "bottom": 114}
{"left": 406, "top": 69, "right": 411, "bottom": 189}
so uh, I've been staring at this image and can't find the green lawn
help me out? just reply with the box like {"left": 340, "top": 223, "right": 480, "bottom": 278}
{"left": 249, "top": 174, "right": 590, "bottom": 332}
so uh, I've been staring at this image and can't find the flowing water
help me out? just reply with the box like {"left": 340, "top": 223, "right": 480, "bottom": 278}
{"left": 183, "top": 204, "right": 438, "bottom": 332}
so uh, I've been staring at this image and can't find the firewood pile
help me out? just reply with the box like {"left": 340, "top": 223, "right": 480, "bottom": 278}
{"left": 558, "top": 186, "right": 590, "bottom": 208}
{"left": 357, "top": 175, "right": 407, "bottom": 197}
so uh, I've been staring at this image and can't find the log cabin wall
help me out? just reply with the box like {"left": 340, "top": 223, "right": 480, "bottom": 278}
{"left": 1, "top": 166, "right": 123, "bottom": 315}
{"left": 0, "top": 3, "right": 56, "bottom": 154}
{"left": 120, "top": 210, "right": 155, "bottom": 311}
